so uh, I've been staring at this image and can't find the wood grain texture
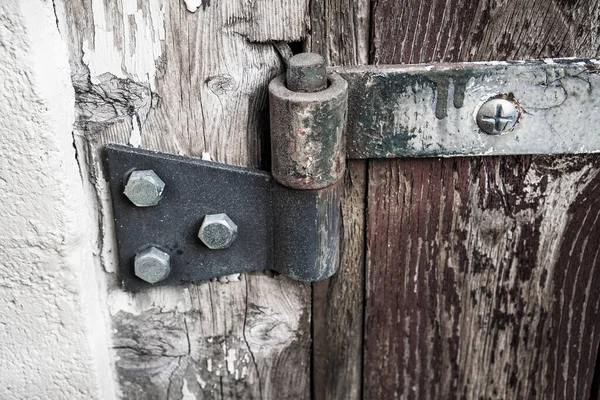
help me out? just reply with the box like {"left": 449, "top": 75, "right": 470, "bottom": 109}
{"left": 366, "top": 0, "right": 600, "bottom": 399}
{"left": 371, "top": 0, "right": 600, "bottom": 65}
{"left": 312, "top": 162, "right": 367, "bottom": 400}
{"left": 307, "top": 1, "right": 370, "bottom": 399}
{"left": 55, "top": 0, "right": 311, "bottom": 398}
{"left": 367, "top": 157, "right": 600, "bottom": 399}
{"left": 307, "top": 0, "right": 370, "bottom": 67}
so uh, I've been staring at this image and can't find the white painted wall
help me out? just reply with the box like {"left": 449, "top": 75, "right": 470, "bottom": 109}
{"left": 0, "top": 1, "right": 115, "bottom": 398}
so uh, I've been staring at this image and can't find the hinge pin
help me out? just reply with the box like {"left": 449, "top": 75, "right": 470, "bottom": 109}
{"left": 286, "top": 53, "right": 327, "bottom": 92}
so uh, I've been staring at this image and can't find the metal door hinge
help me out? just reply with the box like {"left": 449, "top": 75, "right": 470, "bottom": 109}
{"left": 108, "top": 53, "right": 600, "bottom": 289}
{"left": 107, "top": 145, "right": 340, "bottom": 291}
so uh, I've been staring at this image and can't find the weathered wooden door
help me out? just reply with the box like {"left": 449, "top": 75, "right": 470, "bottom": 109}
{"left": 56, "top": 0, "right": 600, "bottom": 398}
{"left": 312, "top": 1, "right": 600, "bottom": 399}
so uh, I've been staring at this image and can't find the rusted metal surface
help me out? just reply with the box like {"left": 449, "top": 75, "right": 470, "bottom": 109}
{"left": 332, "top": 59, "right": 600, "bottom": 159}
{"left": 269, "top": 73, "right": 348, "bottom": 190}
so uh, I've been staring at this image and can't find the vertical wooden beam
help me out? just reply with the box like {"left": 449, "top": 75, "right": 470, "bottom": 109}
{"left": 307, "top": 1, "right": 370, "bottom": 399}
{"left": 366, "top": 0, "right": 600, "bottom": 398}
{"left": 55, "top": 0, "right": 312, "bottom": 398}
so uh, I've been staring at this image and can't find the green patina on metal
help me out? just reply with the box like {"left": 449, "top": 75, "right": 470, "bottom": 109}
{"left": 269, "top": 73, "right": 348, "bottom": 189}
{"left": 337, "top": 65, "right": 491, "bottom": 158}
{"left": 333, "top": 59, "right": 600, "bottom": 159}
{"left": 428, "top": 70, "right": 481, "bottom": 119}
{"left": 287, "top": 92, "right": 346, "bottom": 182}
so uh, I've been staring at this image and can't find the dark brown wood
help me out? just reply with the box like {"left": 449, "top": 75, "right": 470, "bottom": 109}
{"left": 366, "top": 1, "right": 600, "bottom": 399}
{"left": 371, "top": 0, "right": 600, "bottom": 65}
{"left": 307, "top": 1, "right": 370, "bottom": 399}
{"left": 366, "top": 157, "right": 600, "bottom": 399}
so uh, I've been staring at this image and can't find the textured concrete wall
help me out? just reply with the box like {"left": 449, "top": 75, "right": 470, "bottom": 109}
{"left": 0, "top": 1, "right": 114, "bottom": 398}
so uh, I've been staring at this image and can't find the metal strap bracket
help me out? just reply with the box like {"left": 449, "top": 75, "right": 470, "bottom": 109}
{"left": 334, "top": 59, "right": 600, "bottom": 159}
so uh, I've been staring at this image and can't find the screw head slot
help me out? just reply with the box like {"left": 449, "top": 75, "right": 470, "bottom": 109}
{"left": 476, "top": 98, "right": 520, "bottom": 135}
{"left": 198, "top": 213, "right": 238, "bottom": 250}
{"left": 134, "top": 246, "right": 171, "bottom": 284}
{"left": 123, "top": 170, "right": 165, "bottom": 207}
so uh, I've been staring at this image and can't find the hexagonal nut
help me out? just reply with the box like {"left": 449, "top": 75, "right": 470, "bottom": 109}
{"left": 123, "top": 170, "right": 165, "bottom": 207}
{"left": 134, "top": 247, "right": 171, "bottom": 284}
{"left": 198, "top": 213, "right": 238, "bottom": 249}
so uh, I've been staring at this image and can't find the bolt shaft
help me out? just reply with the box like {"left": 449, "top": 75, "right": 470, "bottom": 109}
{"left": 286, "top": 53, "right": 327, "bottom": 93}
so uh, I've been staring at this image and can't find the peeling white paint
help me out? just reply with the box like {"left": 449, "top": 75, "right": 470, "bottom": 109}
{"left": 181, "top": 379, "right": 197, "bottom": 400}
{"left": 225, "top": 348, "right": 237, "bottom": 375}
{"left": 216, "top": 273, "right": 242, "bottom": 283}
{"left": 183, "top": 0, "right": 203, "bottom": 12}
{"left": 82, "top": 0, "right": 165, "bottom": 90}
{"left": 129, "top": 114, "right": 142, "bottom": 148}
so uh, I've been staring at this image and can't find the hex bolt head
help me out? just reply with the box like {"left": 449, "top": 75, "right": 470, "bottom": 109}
{"left": 476, "top": 97, "right": 520, "bottom": 135}
{"left": 134, "top": 247, "right": 171, "bottom": 284}
{"left": 123, "top": 170, "right": 165, "bottom": 207}
{"left": 198, "top": 213, "right": 238, "bottom": 249}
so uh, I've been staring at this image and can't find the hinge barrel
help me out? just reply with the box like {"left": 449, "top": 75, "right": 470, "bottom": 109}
{"left": 269, "top": 73, "right": 348, "bottom": 190}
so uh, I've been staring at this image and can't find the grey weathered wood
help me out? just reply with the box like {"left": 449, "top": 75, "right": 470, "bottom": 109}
{"left": 307, "top": 1, "right": 370, "bottom": 399}
{"left": 307, "top": 0, "right": 369, "bottom": 67}
{"left": 54, "top": 0, "right": 311, "bottom": 398}
{"left": 311, "top": 162, "right": 366, "bottom": 400}
{"left": 366, "top": 0, "right": 600, "bottom": 399}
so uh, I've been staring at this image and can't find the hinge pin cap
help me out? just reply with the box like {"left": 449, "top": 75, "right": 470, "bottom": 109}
{"left": 286, "top": 52, "right": 327, "bottom": 92}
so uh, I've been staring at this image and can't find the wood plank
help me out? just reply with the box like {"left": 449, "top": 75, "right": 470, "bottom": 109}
{"left": 54, "top": 0, "right": 311, "bottom": 398}
{"left": 371, "top": 0, "right": 600, "bottom": 65}
{"left": 311, "top": 162, "right": 367, "bottom": 400}
{"left": 366, "top": 0, "right": 600, "bottom": 398}
{"left": 307, "top": 1, "right": 370, "bottom": 399}
{"left": 367, "top": 157, "right": 600, "bottom": 399}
